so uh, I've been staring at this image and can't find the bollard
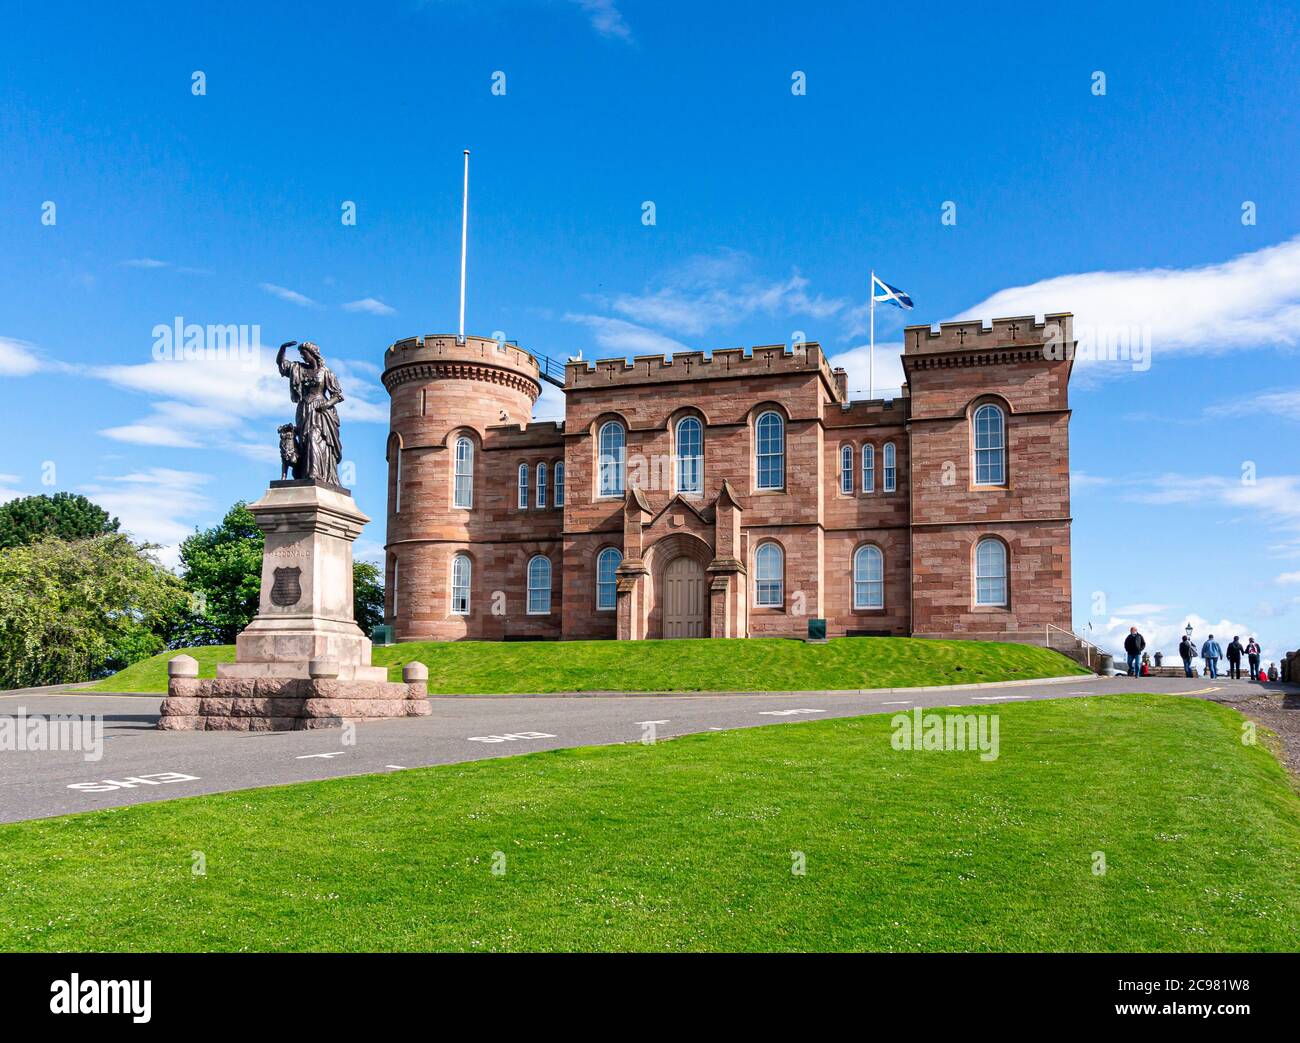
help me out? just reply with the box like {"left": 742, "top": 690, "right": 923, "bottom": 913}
{"left": 168, "top": 654, "right": 199, "bottom": 679}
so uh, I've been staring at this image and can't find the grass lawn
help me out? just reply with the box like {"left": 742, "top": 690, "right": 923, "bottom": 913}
{"left": 1, "top": 694, "right": 1296, "bottom": 952}
{"left": 87, "top": 636, "right": 1088, "bottom": 694}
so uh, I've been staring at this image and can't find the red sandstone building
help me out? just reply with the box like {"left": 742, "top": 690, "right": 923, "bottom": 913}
{"left": 382, "top": 314, "right": 1075, "bottom": 643}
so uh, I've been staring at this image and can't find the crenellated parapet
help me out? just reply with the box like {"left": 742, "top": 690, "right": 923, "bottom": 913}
{"left": 383, "top": 334, "right": 542, "bottom": 399}
{"left": 566, "top": 342, "right": 843, "bottom": 399}
{"left": 903, "top": 313, "right": 1075, "bottom": 370}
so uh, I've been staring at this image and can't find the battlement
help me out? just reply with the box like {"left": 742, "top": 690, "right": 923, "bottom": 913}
{"left": 903, "top": 313, "right": 1074, "bottom": 356}
{"left": 382, "top": 333, "right": 542, "bottom": 391}
{"left": 565, "top": 342, "right": 841, "bottom": 397}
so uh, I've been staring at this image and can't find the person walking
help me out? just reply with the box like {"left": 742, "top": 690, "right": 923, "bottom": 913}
{"left": 1201, "top": 634, "right": 1223, "bottom": 680}
{"left": 1225, "top": 636, "right": 1245, "bottom": 680}
{"left": 1123, "top": 626, "right": 1146, "bottom": 678}
{"left": 1245, "top": 638, "right": 1262, "bottom": 681}
{"left": 1178, "top": 633, "right": 1197, "bottom": 678}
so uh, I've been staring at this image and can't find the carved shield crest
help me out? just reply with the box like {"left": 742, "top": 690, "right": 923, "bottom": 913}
{"left": 270, "top": 566, "right": 302, "bottom": 607}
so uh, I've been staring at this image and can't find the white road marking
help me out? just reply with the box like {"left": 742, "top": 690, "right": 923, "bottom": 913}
{"left": 881, "top": 700, "right": 912, "bottom": 705}
{"left": 636, "top": 720, "right": 670, "bottom": 726}
{"left": 467, "top": 732, "right": 556, "bottom": 743}
{"left": 296, "top": 752, "right": 346, "bottom": 760}
{"left": 67, "top": 772, "right": 199, "bottom": 793}
{"left": 971, "top": 695, "right": 1029, "bottom": 701}
{"left": 385, "top": 765, "right": 406, "bottom": 770}
{"left": 758, "top": 708, "right": 825, "bottom": 716}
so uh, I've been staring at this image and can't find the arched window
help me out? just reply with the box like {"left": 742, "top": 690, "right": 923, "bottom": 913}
{"left": 755, "top": 411, "right": 784, "bottom": 490}
{"left": 554, "top": 462, "right": 565, "bottom": 507}
{"left": 596, "top": 547, "right": 622, "bottom": 610}
{"left": 598, "top": 421, "right": 625, "bottom": 497}
{"left": 840, "top": 444, "right": 854, "bottom": 493}
{"left": 973, "top": 404, "right": 1007, "bottom": 486}
{"left": 675, "top": 416, "right": 703, "bottom": 494}
{"left": 451, "top": 553, "right": 471, "bottom": 615}
{"left": 536, "top": 462, "right": 548, "bottom": 508}
{"left": 527, "top": 555, "right": 552, "bottom": 614}
{"left": 975, "top": 538, "right": 1008, "bottom": 607}
{"left": 754, "top": 542, "right": 784, "bottom": 607}
{"left": 853, "top": 545, "right": 884, "bottom": 609}
{"left": 861, "top": 443, "right": 875, "bottom": 493}
{"left": 517, "top": 463, "right": 529, "bottom": 509}
{"left": 453, "top": 437, "right": 473, "bottom": 508}
{"left": 393, "top": 445, "right": 402, "bottom": 514}
{"left": 883, "top": 442, "right": 897, "bottom": 492}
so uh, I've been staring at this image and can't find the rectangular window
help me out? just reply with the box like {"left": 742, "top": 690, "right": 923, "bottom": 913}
{"left": 537, "top": 464, "right": 548, "bottom": 509}
{"left": 862, "top": 445, "right": 874, "bottom": 493}
{"left": 518, "top": 464, "right": 528, "bottom": 509}
{"left": 840, "top": 446, "right": 853, "bottom": 493}
{"left": 883, "top": 443, "right": 896, "bottom": 492}
{"left": 554, "top": 463, "right": 565, "bottom": 507}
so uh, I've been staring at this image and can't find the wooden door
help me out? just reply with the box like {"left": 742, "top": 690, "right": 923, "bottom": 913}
{"left": 662, "top": 556, "right": 707, "bottom": 638}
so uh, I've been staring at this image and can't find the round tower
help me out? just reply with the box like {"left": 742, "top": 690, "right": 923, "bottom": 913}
{"left": 381, "top": 334, "right": 543, "bottom": 640}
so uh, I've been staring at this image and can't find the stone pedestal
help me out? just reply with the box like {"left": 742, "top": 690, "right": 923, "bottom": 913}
{"left": 159, "top": 480, "right": 429, "bottom": 731}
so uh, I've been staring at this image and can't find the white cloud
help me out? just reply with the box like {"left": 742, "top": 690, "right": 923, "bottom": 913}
{"left": 260, "top": 283, "right": 317, "bottom": 307}
{"left": 1206, "top": 387, "right": 1300, "bottom": 423}
{"left": 825, "top": 341, "right": 906, "bottom": 399}
{"left": 564, "top": 314, "right": 692, "bottom": 358}
{"left": 571, "top": 0, "right": 630, "bottom": 39}
{"left": 1276, "top": 571, "right": 1300, "bottom": 585}
{"left": 952, "top": 235, "right": 1300, "bottom": 370}
{"left": 89, "top": 350, "right": 387, "bottom": 463}
{"left": 607, "top": 269, "right": 846, "bottom": 338}
{"left": 79, "top": 468, "right": 214, "bottom": 565}
{"left": 119, "top": 258, "right": 170, "bottom": 269}
{"left": 1070, "top": 472, "right": 1111, "bottom": 491}
{"left": 1113, "top": 603, "right": 1169, "bottom": 615}
{"left": 342, "top": 297, "right": 396, "bottom": 316}
{"left": 0, "top": 337, "right": 43, "bottom": 376}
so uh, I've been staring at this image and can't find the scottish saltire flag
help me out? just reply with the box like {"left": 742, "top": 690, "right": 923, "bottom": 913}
{"left": 872, "top": 274, "right": 914, "bottom": 310}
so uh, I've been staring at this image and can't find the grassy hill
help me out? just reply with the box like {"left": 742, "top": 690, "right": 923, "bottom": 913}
{"left": 86, "top": 636, "right": 1088, "bottom": 694}
{"left": 2, "top": 694, "right": 1296, "bottom": 952}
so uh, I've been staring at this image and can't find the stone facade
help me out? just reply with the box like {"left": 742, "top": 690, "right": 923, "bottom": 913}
{"left": 382, "top": 317, "right": 1076, "bottom": 643}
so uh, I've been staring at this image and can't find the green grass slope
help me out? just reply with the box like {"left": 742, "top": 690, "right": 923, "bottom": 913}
{"left": 87, "top": 636, "right": 1087, "bottom": 694}
{"left": 1, "top": 695, "right": 1296, "bottom": 952}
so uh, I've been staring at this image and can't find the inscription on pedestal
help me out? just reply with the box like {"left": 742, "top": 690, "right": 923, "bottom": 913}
{"left": 271, "top": 566, "right": 303, "bottom": 606}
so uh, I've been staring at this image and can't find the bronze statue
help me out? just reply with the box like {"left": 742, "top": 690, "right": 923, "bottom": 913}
{"left": 276, "top": 340, "right": 344, "bottom": 485}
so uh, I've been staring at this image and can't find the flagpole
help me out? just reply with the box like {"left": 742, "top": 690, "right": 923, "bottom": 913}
{"left": 459, "top": 149, "right": 470, "bottom": 342}
{"left": 869, "top": 269, "right": 875, "bottom": 399}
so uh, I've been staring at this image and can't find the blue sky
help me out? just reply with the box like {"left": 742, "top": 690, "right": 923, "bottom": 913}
{"left": 2, "top": 0, "right": 1299, "bottom": 661}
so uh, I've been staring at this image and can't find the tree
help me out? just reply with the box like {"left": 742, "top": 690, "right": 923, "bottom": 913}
{"left": 0, "top": 492, "right": 119, "bottom": 549}
{"left": 353, "top": 560, "right": 385, "bottom": 635}
{"left": 176, "top": 502, "right": 263, "bottom": 644}
{"left": 0, "top": 535, "right": 189, "bottom": 688}
{"left": 177, "top": 500, "right": 385, "bottom": 644}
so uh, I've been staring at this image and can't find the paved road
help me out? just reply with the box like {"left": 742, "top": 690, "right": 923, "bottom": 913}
{"left": 0, "top": 674, "right": 1276, "bottom": 824}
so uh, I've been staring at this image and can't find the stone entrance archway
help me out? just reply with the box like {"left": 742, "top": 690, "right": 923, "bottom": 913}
{"left": 662, "top": 555, "right": 707, "bottom": 638}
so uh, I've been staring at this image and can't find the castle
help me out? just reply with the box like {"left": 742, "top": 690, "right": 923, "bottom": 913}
{"left": 382, "top": 315, "right": 1075, "bottom": 644}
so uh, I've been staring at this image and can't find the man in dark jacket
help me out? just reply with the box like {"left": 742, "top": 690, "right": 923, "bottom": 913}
{"left": 1123, "top": 627, "right": 1146, "bottom": 677}
{"left": 1226, "top": 636, "right": 1245, "bottom": 680}
{"left": 1245, "top": 638, "right": 1262, "bottom": 681}
{"left": 1178, "top": 634, "right": 1196, "bottom": 678}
